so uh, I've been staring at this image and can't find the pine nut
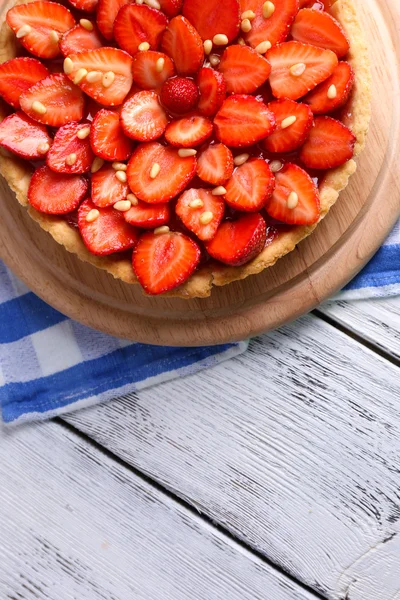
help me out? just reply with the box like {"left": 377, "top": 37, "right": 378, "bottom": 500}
{"left": 212, "top": 186, "right": 226, "bottom": 196}
{"left": 138, "top": 42, "right": 150, "bottom": 51}
{"left": 189, "top": 198, "right": 204, "bottom": 209}
{"left": 112, "top": 162, "right": 127, "bottom": 171}
{"left": 32, "top": 101, "right": 47, "bottom": 115}
{"left": 241, "top": 10, "right": 255, "bottom": 20}
{"left": 150, "top": 163, "right": 160, "bottom": 179}
{"left": 213, "top": 34, "right": 229, "bottom": 46}
{"left": 16, "top": 25, "right": 32, "bottom": 38}
{"left": 63, "top": 57, "right": 74, "bottom": 75}
{"left": 77, "top": 126, "right": 91, "bottom": 140}
{"left": 136, "top": 0, "right": 144, "bottom": 4}
{"left": 327, "top": 84, "right": 337, "bottom": 99}
{"left": 255, "top": 40, "right": 271, "bottom": 54}
{"left": 241, "top": 19, "right": 252, "bottom": 32}
{"left": 263, "top": 1, "right": 275, "bottom": 18}
{"left": 144, "top": 0, "right": 161, "bottom": 8}
{"left": 73, "top": 68, "right": 88, "bottom": 85}
{"left": 80, "top": 19, "right": 94, "bottom": 31}
{"left": 178, "top": 148, "right": 197, "bottom": 157}
{"left": 86, "top": 208, "right": 100, "bottom": 222}
{"left": 199, "top": 211, "right": 213, "bottom": 225}
{"left": 49, "top": 30, "right": 59, "bottom": 43}
{"left": 203, "top": 39, "right": 213, "bottom": 55}
{"left": 281, "top": 115, "right": 297, "bottom": 129}
{"left": 269, "top": 160, "right": 283, "bottom": 173}
{"left": 234, "top": 153, "right": 250, "bottom": 166}
{"left": 65, "top": 153, "right": 77, "bottom": 166}
{"left": 154, "top": 226, "right": 170, "bottom": 234}
{"left": 290, "top": 62, "right": 306, "bottom": 76}
{"left": 91, "top": 157, "right": 104, "bottom": 173}
{"left": 115, "top": 170, "right": 127, "bottom": 183}
{"left": 237, "top": 37, "right": 246, "bottom": 46}
{"left": 209, "top": 55, "right": 220, "bottom": 67}
{"left": 127, "top": 193, "right": 139, "bottom": 206}
{"left": 86, "top": 71, "right": 103, "bottom": 83}
{"left": 156, "top": 57, "right": 165, "bottom": 72}
{"left": 287, "top": 191, "right": 298, "bottom": 209}
{"left": 114, "top": 200, "right": 132, "bottom": 212}
{"left": 37, "top": 142, "right": 50, "bottom": 155}
{"left": 102, "top": 71, "right": 115, "bottom": 88}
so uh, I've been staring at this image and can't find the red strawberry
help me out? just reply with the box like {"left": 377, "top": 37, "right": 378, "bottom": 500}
{"left": 124, "top": 200, "right": 171, "bottom": 229}
{"left": 65, "top": 48, "right": 133, "bottom": 107}
{"left": 78, "top": 198, "right": 138, "bottom": 255}
{"left": 267, "top": 41, "right": 338, "bottom": 100}
{"left": 205, "top": 213, "right": 267, "bottom": 266}
{"left": 304, "top": 61, "right": 354, "bottom": 114}
{"left": 158, "top": 0, "right": 183, "bottom": 17}
{"left": 225, "top": 158, "right": 275, "bottom": 212}
{"left": 114, "top": 4, "right": 168, "bottom": 57}
{"left": 91, "top": 164, "right": 129, "bottom": 207}
{"left": 264, "top": 99, "right": 313, "bottom": 153}
{"left": 165, "top": 115, "right": 213, "bottom": 147}
{"left": 291, "top": 9, "right": 350, "bottom": 58}
{"left": 68, "top": 0, "right": 98, "bottom": 12}
{"left": 121, "top": 91, "right": 168, "bottom": 142}
{"left": 60, "top": 22, "right": 104, "bottom": 57}
{"left": 90, "top": 109, "right": 133, "bottom": 161}
{"left": 132, "top": 230, "right": 200, "bottom": 294}
{"left": 127, "top": 141, "right": 196, "bottom": 203}
{"left": 47, "top": 121, "right": 94, "bottom": 174}
{"left": 6, "top": 1, "right": 75, "bottom": 59}
{"left": 20, "top": 73, "right": 84, "bottom": 127}
{"left": 0, "top": 112, "right": 52, "bottom": 160}
{"left": 132, "top": 52, "right": 175, "bottom": 91}
{"left": 196, "top": 143, "right": 233, "bottom": 185}
{"left": 218, "top": 45, "right": 271, "bottom": 95}
{"left": 0, "top": 58, "right": 49, "bottom": 110}
{"left": 176, "top": 188, "right": 225, "bottom": 241}
{"left": 239, "top": 0, "right": 298, "bottom": 48}
{"left": 160, "top": 77, "right": 199, "bottom": 114}
{"left": 264, "top": 163, "right": 320, "bottom": 224}
{"left": 161, "top": 16, "right": 204, "bottom": 76}
{"left": 197, "top": 68, "right": 226, "bottom": 117}
{"left": 182, "top": 0, "right": 240, "bottom": 43}
{"left": 28, "top": 165, "right": 88, "bottom": 214}
{"left": 214, "top": 95, "right": 275, "bottom": 147}
{"left": 299, "top": 115, "right": 356, "bottom": 169}
{"left": 97, "top": 0, "right": 128, "bottom": 41}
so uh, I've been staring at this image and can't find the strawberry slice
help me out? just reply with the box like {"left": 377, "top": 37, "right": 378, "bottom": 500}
{"left": 197, "top": 143, "right": 234, "bottom": 186}
{"left": 304, "top": 61, "right": 354, "bottom": 114}
{"left": 291, "top": 9, "right": 350, "bottom": 58}
{"left": 78, "top": 198, "right": 138, "bottom": 255}
{"left": 65, "top": 48, "right": 133, "bottom": 107}
{"left": 267, "top": 41, "right": 338, "bottom": 100}
{"left": 264, "top": 99, "right": 313, "bottom": 153}
{"left": 239, "top": 0, "right": 298, "bottom": 48}
{"left": 60, "top": 22, "right": 104, "bottom": 57}
{"left": 182, "top": 0, "right": 240, "bottom": 43}
{"left": 176, "top": 188, "right": 225, "bottom": 241}
{"left": 264, "top": 163, "right": 320, "bottom": 224}
{"left": 6, "top": 1, "right": 75, "bottom": 59}
{"left": 132, "top": 230, "right": 201, "bottom": 294}
{"left": 97, "top": 0, "right": 128, "bottom": 41}
{"left": 161, "top": 16, "right": 204, "bottom": 76}
{"left": 218, "top": 45, "right": 271, "bottom": 95}
{"left": 225, "top": 158, "right": 275, "bottom": 212}
{"left": 20, "top": 73, "right": 84, "bottom": 127}
{"left": 114, "top": 4, "right": 168, "bottom": 57}
{"left": 205, "top": 213, "right": 267, "bottom": 266}
{"left": 68, "top": 0, "right": 98, "bottom": 12}
{"left": 28, "top": 165, "right": 88, "bottom": 214}
{"left": 160, "top": 77, "right": 199, "bottom": 115}
{"left": 197, "top": 68, "right": 226, "bottom": 117}
{"left": 165, "top": 115, "right": 213, "bottom": 147}
{"left": 121, "top": 91, "right": 168, "bottom": 142}
{"left": 46, "top": 121, "right": 94, "bottom": 174}
{"left": 90, "top": 109, "right": 133, "bottom": 161}
{"left": 91, "top": 164, "right": 129, "bottom": 208}
{"left": 299, "top": 115, "right": 356, "bottom": 169}
{"left": 0, "top": 58, "right": 49, "bottom": 110}
{"left": 124, "top": 201, "right": 171, "bottom": 229}
{"left": 127, "top": 141, "right": 196, "bottom": 203}
{"left": 159, "top": 0, "right": 183, "bottom": 17}
{"left": 0, "top": 112, "right": 52, "bottom": 160}
{"left": 132, "top": 51, "right": 175, "bottom": 90}
{"left": 214, "top": 95, "right": 275, "bottom": 147}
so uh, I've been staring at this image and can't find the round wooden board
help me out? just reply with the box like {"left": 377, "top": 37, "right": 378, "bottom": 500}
{"left": 0, "top": 0, "right": 399, "bottom": 347}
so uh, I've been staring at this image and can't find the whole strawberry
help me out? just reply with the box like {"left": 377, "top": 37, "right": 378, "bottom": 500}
{"left": 160, "top": 77, "right": 199, "bottom": 115}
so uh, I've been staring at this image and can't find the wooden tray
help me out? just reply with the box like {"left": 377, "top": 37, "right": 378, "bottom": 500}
{"left": 0, "top": 0, "right": 399, "bottom": 346}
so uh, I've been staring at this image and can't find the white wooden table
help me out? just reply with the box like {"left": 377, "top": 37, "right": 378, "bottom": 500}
{"left": 1, "top": 297, "right": 399, "bottom": 600}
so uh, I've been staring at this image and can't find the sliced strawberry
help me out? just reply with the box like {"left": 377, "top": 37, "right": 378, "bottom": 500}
{"left": 182, "top": 0, "right": 240, "bottom": 43}
{"left": 214, "top": 95, "right": 275, "bottom": 147}
{"left": 20, "top": 73, "right": 84, "bottom": 127}
{"left": 124, "top": 201, "right": 171, "bottom": 229}
{"left": 68, "top": 0, "right": 98, "bottom": 12}
{"left": 205, "top": 213, "right": 267, "bottom": 266}
{"left": 218, "top": 45, "right": 271, "bottom": 95}
{"left": 28, "top": 165, "right": 88, "bottom": 215}
{"left": 225, "top": 159, "right": 275, "bottom": 212}
{"left": 127, "top": 141, "right": 196, "bottom": 203}
{"left": 197, "top": 143, "right": 233, "bottom": 186}
{"left": 0, "top": 58, "right": 49, "bottom": 110}
{"left": 0, "top": 112, "right": 52, "bottom": 160}
{"left": 114, "top": 4, "right": 168, "bottom": 57}
{"left": 267, "top": 41, "right": 338, "bottom": 100}
{"left": 79, "top": 198, "right": 138, "bottom": 255}
{"left": 158, "top": 0, "right": 183, "bottom": 17}
{"left": 65, "top": 48, "right": 133, "bottom": 107}
{"left": 91, "top": 164, "right": 129, "bottom": 207}
{"left": 97, "top": 0, "right": 128, "bottom": 41}
{"left": 90, "top": 109, "right": 133, "bottom": 161}
{"left": 299, "top": 115, "right": 356, "bottom": 169}
{"left": 176, "top": 188, "right": 225, "bottom": 241}
{"left": 132, "top": 230, "right": 200, "bottom": 294}
{"left": 165, "top": 115, "right": 213, "bottom": 148}
{"left": 239, "top": 0, "right": 298, "bottom": 48}
{"left": 160, "top": 77, "right": 199, "bottom": 114}
{"left": 291, "top": 8, "right": 350, "bottom": 58}
{"left": 132, "top": 51, "right": 175, "bottom": 91}
{"left": 197, "top": 68, "right": 226, "bottom": 117}
{"left": 121, "top": 91, "right": 168, "bottom": 142}
{"left": 264, "top": 99, "right": 313, "bottom": 153}
{"left": 161, "top": 16, "right": 204, "bottom": 76}
{"left": 46, "top": 121, "right": 94, "bottom": 174}
{"left": 304, "top": 61, "right": 354, "bottom": 114}
{"left": 6, "top": 1, "right": 75, "bottom": 59}
{"left": 264, "top": 163, "right": 320, "bottom": 224}
{"left": 60, "top": 22, "right": 104, "bottom": 57}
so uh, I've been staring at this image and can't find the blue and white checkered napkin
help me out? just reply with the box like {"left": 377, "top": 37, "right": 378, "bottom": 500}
{"left": 1, "top": 221, "right": 399, "bottom": 426}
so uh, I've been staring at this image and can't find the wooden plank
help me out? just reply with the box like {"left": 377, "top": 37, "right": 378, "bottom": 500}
{"left": 0, "top": 420, "right": 317, "bottom": 600}
{"left": 65, "top": 314, "right": 400, "bottom": 600}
